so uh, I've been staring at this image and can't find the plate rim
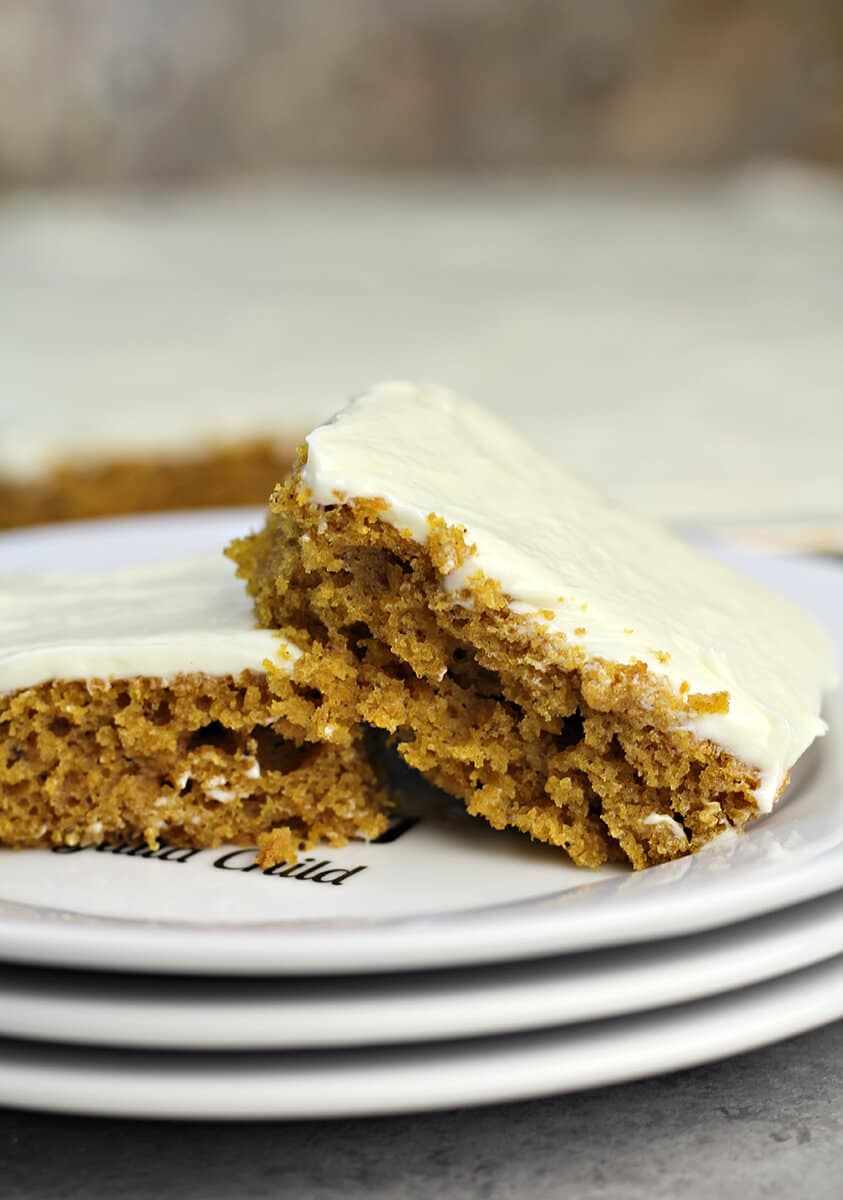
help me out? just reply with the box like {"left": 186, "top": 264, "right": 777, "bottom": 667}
{"left": 0, "top": 955, "right": 840, "bottom": 1119}
{"left": 0, "top": 889, "right": 841, "bottom": 1049}
{"left": 1, "top": 840, "right": 842, "bottom": 975}
{"left": 1, "top": 511, "right": 842, "bottom": 976}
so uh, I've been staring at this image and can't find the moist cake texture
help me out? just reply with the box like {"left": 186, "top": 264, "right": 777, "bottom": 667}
{"left": 230, "top": 382, "right": 836, "bottom": 869}
{"left": 0, "top": 555, "right": 388, "bottom": 865}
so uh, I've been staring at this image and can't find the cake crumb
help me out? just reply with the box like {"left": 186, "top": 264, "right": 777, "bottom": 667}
{"left": 227, "top": 474, "right": 769, "bottom": 872}
{"left": 0, "top": 669, "right": 388, "bottom": 867}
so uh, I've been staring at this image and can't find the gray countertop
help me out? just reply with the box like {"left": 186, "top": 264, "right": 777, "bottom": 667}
{"left": 2, "top": 1021, "right": 841, "bottom": 1199}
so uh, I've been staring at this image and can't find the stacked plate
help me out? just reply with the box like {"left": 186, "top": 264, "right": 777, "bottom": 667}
{"left": 0, "top": 512, "right": 841, "bottom": 1120}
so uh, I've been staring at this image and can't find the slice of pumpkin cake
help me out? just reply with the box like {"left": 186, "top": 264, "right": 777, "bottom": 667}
{"left": 229, "top": 382, "right": 836, "bottom": 870}
{"left": 0, "top": 554, "right": 387, "bottom": 866}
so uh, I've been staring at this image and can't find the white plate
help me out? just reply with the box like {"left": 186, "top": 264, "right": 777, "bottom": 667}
{"left": 0, "top": 954, "right": 841, "bottom": 1120}
{"left": 0, "top": 888, "right": 841, "bottom": 1050}
{"left": 0, "top": 511, "right": 841, "bottom": 976}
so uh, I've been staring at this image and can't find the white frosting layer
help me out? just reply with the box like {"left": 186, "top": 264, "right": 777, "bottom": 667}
{"left": 0, "top": 554, "right": 298, "bottom": 693}
{"left": 303, "top": 382, "right": 838, "bottom": 810}
{"left": 643, "top": 813, "right": 689, "bottom": 843}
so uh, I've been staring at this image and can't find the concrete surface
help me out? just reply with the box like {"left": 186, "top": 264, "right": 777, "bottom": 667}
{"left": 1, "top": 1019, "right": 841, "bottom": 1199}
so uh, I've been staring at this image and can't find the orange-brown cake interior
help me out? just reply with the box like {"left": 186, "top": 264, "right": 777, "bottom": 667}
{"left": 229, "top": 468, "right": 774, "bottom": 871}
{"left": 0, "top": 668, "right": 388, "bottom": 868}
{"left": 0, "top": 438, "right": 297, "bottom": 531}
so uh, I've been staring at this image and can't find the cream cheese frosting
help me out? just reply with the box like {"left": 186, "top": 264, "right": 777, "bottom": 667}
{"left": 0, "top": 554, "right": 298, "bottom": 693}
{"left": 302, "top": 382, "right": 838, "bottom": 811}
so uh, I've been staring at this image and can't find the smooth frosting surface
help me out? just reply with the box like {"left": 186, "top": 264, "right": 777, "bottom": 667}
{"left": 303, "top": 382, "right": 838, "bottom": 809}
{"left": 0, "top": 554, "right": 298, "bottom": 693}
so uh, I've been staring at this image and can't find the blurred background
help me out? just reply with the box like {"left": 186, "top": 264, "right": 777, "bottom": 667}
{"left": 3, "top": 0, "right": 843, "bottom": 182}
{"left": 1, "top": 0, "right": 841, "bottom": 535}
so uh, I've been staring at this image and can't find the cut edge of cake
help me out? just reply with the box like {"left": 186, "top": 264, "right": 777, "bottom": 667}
{"left": 0, "top": 555, "right": 390, "bottom": 866}
{"left": 0, "top": 437, "right": 298, "bottom": 530}
{"left": 228, "top": 381, "right": 837, "bottom": 870}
